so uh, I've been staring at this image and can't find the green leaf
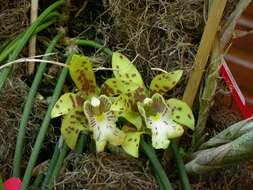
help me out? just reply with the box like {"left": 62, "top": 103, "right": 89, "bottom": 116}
{"left": 166, "top": 98, "right": 195, "bottom": 130}
{"left": 69, "top": 54, "right": 97, "bottom": 97}
{"left": 51, "top": 93, "right": 85, "bottom": 118}
{"left": 149, "top": 70, "right": 183, "bottom": 95}
{"left": 83, "top": 95, "right": 125, "bottom": 152}
{"left": 112, "top": 52, "right": 143, "bottom": 86}
{"left": 101, "top": 78, "right": 139, "bottom": 96}
{"left": 138, "top": 94, "right": 184, "bottom": 149}
{"left": 122, "top": 132, "right": 142, "bottom": 157}
{"left": 61, "top": 108, "right": 88, "bottom": 149}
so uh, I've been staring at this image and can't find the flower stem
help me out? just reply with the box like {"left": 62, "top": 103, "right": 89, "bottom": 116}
{"left": 46, "top": 142, "right": 69, "bottom": 190}
{"left": 76, "top": 133, "right": 88, "bottom": 154}
{"left": 41, "top": 137, "right": 64, "bottom": 190}
{"left": 140, "top": 138, "right": 173, "bottom": 190}
{"left": 70, "top": 38, "right": 113, "bottom": 56}
{"left": 170, "top": 141, "right": 191, "bottom": 190}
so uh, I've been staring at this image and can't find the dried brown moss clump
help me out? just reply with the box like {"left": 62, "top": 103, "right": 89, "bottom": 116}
{"left": 69, "top": 0, "right": 204, "bottom": 97}
{"left": 0, "top": 0, "right": 30, "bottom": 42}
{"left": 55, "top": 153, "right": 158, "bottom": 190}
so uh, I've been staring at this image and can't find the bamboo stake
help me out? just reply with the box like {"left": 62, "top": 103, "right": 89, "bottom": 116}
{"left": 182, "top": 0, "right": 228, "bottom": 107}
{"left": 28, "top": 0, "right": 39, "bottom": 74}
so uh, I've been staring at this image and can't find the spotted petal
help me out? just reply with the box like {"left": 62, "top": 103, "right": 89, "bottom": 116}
{"left": 51, "top": 93, "right": 85, "bottom": 118}
{"left": 122, "top": 131, "right": 142, "bottom": 157}
{"left": 150, "top": 70, "right": 183, "bottom": 95}
{"left": 101, "top": 78, "right": 139, "bottom": 96}
{"left": 138, "top": 93, "right": 184, "bottom": 149}
{"left": 112, "top": 52, "right": 143, "bottom": 86}
{"left": 111, "top": 95, "right": 142, "bottom": 130}
{"left": 83, "top": 95, "right": 125, "bottom": 152}
{"left": 61, "top": 108, "right": 88, "bottom": 149}
{"left": 166, "top": 98, "right": 195, "bottom": 130}
{"left": 69, "top": 54, "right": 97, "bottom": 97}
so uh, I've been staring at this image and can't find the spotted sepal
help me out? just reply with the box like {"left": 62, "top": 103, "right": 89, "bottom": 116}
{"left": 61, "top": 108, "right": 88, "bottom": 149}
{"left": 166, "top": 98, "right": 195, "bottom": 130}
{"left": 101, "top": 78, "right": 139, "bottom": 96}
{"left": 51, "top": 93, "right": 85, "bottom": 118}
{"left": 122, "top": 131, "right": 142, "bottom": 158}
{"left": 149, "top": 70, "right": 183, "bottom": 95}
{"left": 69, "top": 54, "right": 97, "bottom": 97}
{"left": 112, "top": 52, "right": 143, "bottom": 86}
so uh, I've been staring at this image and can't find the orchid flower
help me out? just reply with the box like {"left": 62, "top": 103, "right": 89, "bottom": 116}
{"left": 83, "top": 95, "right": 125, "bottom": 152}
{"left": 51, "top": 54, "right": 127, "bottom": 151}
{"left": 101, "top": 52, "right": 195, "bottom": 153}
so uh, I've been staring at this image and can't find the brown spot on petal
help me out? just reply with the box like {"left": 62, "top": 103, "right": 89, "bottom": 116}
{"left": 176, "top": 115, "right": 180, "bottom": 119}
{"left": 187, "top": 114, "right": 192, "bottom": 119}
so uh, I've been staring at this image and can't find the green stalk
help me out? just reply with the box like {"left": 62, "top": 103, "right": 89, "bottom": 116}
{"left": 0, "top": 175, "right": 3, "bottom": 190}
{"left": 12, "top": 32, "right": 65, "bottom": 177}
{"left": 71, "top": 38, "right": 113, "bottom": 56}
{"left": 154, "top": 171, "right": 165, "bottom": 190}
{"left": 170, "top": 141, "right": 191, "bottom": 190}
{"left": 76, "top": 133, "right": 87, "bottom": 154}
{"left": 0, "top": 0, "right": 64, "bottom": 91}
{"left": 42, "top": 134, "right": 87, "bottom": 189}
{"left": 46, "top": 142, "right": 69, "bottom": 190}
{"left": 41, "top": 138, "right": 62, "bottom": 190}
{"left": 140, "top": 138, "right": 173, "bottom": 190}
{"left": 21, "top": 54, "right": 72, "bottom": 189}
{"left": 32, "top": 173, "right": 44, "bottom": 189}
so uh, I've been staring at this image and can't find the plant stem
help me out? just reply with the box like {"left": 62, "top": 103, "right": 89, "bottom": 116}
{"left": 46, "top": 142, "right": 69, "bottom": 190}
{"left": 0, "top": 0, "right": 64, "bottom": 91}
{"left": 20, "top": 54, "right": 72, "bottom": 190}
{"left": 140, "top": 138, "right": 173, "bottom": 190}
{"left": 41, "top": 140, "right": 61, "bottom": 189}
{"left": 76, "top": 133, "right": 87, "bottom": 154}
{"left": 32, "top": 173, "right": 44, "bottom": 189}
{"left": 170, "top": 141, "right": 191, "bottom": 190}
{"left": 154, "top": 171, "right": 165, "bottom": 190}
{"left": 12, "top": 32, "right": 65, "bottom": 177}
{"left": 71, "top": 38, "right": 113, "bottom": 56}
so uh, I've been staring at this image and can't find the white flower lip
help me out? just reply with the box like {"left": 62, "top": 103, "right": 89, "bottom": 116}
{"left": 144, "top": 97, "right": 152, "bottom": 105}
{"left": 91, "top": 97, "right": 101, "bottom": 107}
